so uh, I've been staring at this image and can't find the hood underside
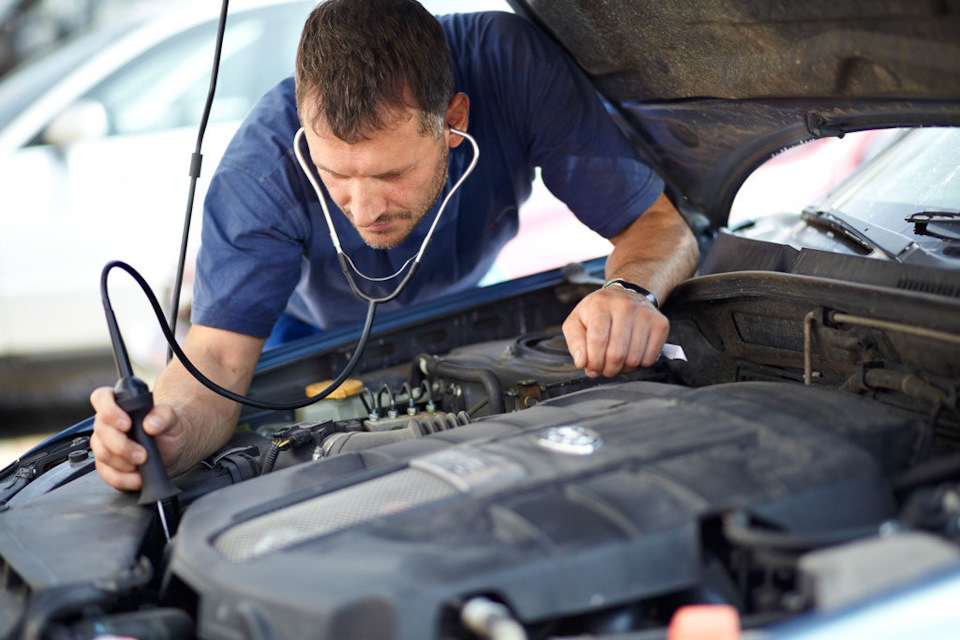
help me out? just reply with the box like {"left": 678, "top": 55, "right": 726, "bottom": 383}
{"left": 508, "top": 0, "right": 960, "bottom": 226}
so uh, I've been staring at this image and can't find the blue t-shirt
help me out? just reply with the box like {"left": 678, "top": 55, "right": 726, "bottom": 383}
{"left": 193, "top": 11, "right": 663, "bottom": 337}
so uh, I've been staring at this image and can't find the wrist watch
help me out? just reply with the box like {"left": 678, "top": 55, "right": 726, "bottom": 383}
{"left": 602, "top": 278, "right": 659, "bottom": 309}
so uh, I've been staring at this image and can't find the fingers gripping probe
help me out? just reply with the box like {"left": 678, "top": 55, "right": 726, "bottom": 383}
{"left": 292, "top": 126, "right": 479, "bottom": 303}
{"left": 102, "top": 265, "right": 180, "bottom": 540}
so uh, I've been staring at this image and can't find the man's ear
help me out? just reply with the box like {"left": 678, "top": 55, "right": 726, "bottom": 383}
{"left": 445, "top": 93, "right": 470, "bottom": 148}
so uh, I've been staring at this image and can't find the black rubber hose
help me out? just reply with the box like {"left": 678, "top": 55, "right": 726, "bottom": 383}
{"left": 434, "top": 361, "right": 506, "bottom": 415}
{"left": 413, "top": 355, "right": 506, "bottom": 415}
{"left": 412, "top": 411, "right": 471, "bottom": 435}
{"left": 259, "top": 444, "right": 280, "bottom": 476}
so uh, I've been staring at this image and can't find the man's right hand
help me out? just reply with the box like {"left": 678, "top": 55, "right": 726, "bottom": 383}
{"left": 89, "top": 386, "right": 183, "bottom": 492}
{"left": 88, "top": 324, "right": 266, "bottom": 493}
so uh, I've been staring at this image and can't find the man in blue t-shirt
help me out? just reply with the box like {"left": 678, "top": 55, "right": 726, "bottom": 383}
{"left": 90, "top": 0, "right": 699, "bottom": 491}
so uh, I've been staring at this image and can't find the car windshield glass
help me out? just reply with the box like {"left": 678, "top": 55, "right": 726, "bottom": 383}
{"left": 825, "top": 128, "right": 960, "bottom": 223}
{"left": 806, "top": 127, "right": 960, "bottom": 264}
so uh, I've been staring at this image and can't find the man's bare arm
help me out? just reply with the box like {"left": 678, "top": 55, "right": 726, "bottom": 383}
{"left": 90, "top": 325, "right": 265, "bottom": 490}
{"left": 604, "top": 193, "right": 700, "bottom": 307}
{"left": 562, "top": 193, "right": 699, "bottom": 378}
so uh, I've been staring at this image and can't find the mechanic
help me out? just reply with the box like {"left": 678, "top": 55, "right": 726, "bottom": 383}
{"left": 89, "top": 0, "right": 699, "bottom": 491}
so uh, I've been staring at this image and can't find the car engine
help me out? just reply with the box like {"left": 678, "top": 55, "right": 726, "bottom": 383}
{"left": 0, "top": 262, "right": 957, "bottom": 639}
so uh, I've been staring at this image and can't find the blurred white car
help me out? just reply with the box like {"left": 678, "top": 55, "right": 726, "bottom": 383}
{"left": 0, "top": 0, "right": 316, "bottom": 361}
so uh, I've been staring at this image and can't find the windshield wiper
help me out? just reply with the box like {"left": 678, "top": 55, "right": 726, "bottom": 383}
{"left": 906, "top": 211, "right": 960, "bottom": 241}
{"left": 802, "top": 207, "right": 915, "bottom": 260}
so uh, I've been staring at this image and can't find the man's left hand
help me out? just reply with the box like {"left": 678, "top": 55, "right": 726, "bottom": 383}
{"left": 562, "top": 285, "right": 669, "bottom": 378}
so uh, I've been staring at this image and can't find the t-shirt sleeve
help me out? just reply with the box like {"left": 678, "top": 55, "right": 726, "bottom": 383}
{"left": 191, "top": 156, "right": 308, "bottom": 338}
{"left": 486, "top": 14, "right": 663, "bottom": 239}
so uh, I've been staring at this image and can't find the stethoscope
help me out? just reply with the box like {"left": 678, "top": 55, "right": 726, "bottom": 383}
{"left": 292, "top": 125, "right": 479, "bottom": 304}
{"left": 100, "top": 124, "right": 481, "bottom": 417}
{"left": 101, "top": 125, "right": 480, "bottom": 415}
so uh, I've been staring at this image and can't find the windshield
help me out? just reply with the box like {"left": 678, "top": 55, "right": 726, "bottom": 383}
{"left": 826, "top": 128, "right": 960, "bottom": 224}
{"left": 808, "top": 127, "right": 960, "bottom": 265}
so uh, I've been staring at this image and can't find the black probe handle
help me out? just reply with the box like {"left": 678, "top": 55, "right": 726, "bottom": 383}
{"left": 114, "top": 377, "right": 181, "bottom": 506}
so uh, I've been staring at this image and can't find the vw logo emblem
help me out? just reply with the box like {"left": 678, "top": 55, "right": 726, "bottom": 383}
{"left": 537, "top": 425, "right": 603, "bottom": 455}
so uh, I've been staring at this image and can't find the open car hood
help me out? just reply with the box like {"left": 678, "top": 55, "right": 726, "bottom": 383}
{"left": 509, "top": 0, "right": 960, "bottom": 227}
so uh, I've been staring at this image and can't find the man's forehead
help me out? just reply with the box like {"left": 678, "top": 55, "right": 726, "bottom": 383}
{"left": 311, "top": 110, "right": 418, "bottom": 143}
{"left": 300, "top": 88, "right": 424, "bottom": 144}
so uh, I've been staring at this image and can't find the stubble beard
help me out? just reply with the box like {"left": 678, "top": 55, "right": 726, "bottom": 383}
{"left": 355, "top": 145, "right": 449, "bottom": 251}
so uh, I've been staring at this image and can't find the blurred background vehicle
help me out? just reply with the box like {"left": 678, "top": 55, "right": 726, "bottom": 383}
{"left": 0, "top": 0, "right": 316, "bottom": 424}
{"left": 0, "top": 0, "right": 128, "bottom": 77}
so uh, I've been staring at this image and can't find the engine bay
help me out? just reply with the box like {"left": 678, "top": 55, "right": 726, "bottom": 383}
{"left": 0, "top": 263, "right": 958, "bottom": 639}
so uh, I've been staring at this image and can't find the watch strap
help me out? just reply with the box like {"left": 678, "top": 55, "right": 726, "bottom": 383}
{"left": 603, "top": 278, "right": 659, "bottom": 309}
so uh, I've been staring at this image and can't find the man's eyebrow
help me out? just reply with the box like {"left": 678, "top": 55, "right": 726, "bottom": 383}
{"left": 313, "top": 160, "right": 416, "bottom": 179}
{"left": 312, "top": 161, "right": 345, "bottom": 178}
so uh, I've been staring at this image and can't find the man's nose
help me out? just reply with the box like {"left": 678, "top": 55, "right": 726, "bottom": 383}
{"left": 344, "top": 181, "right": 386, "bottom": 226}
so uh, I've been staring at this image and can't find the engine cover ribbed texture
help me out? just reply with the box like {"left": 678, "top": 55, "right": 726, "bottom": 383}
{"left": 169, "top": 381, "right": 918, "bottom": 640}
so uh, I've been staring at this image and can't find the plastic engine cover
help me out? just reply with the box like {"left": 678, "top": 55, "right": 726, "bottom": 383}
{"left": 168, "top": 381, "right": 918, "bottom": 640}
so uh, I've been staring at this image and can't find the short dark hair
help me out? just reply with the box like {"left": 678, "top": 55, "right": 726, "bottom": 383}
{"left": 295, "top": 0, "right": 455, "bottom": 143}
